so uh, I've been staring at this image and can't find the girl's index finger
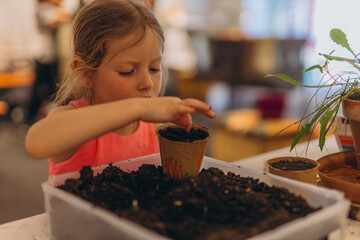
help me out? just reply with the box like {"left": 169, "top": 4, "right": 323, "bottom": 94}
{"left": 197, "top": 105, "right": 216, "bottom": 118}
{"left": 182, "top": 99, "right": 216, "bottom": 118}
{"left": 204, "top": 107, "right": 216, "bottom": 118}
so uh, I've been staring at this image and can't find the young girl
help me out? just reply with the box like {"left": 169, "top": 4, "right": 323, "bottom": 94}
{"left": 25, "top": 0, "right": 215, "bottom": 176}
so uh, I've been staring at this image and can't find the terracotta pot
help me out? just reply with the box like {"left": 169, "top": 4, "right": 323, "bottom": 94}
{"left": 318, "top": 150, "right": 360, "bottom": 203}
{"left": 266, "top": 157, "right": 319, "bottom": 184}
{"left": 156, "top": 124, "right": 210, "bottom": 180}
{"left": 342, "top": 98, "right": 360, "bottom": 169}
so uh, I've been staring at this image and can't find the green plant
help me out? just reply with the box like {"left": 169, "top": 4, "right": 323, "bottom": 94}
{"left": 264, "top": 28, "right": 360, "bottom": 151}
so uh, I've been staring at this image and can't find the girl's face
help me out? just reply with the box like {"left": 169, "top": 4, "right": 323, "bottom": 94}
{"left": 91, "top": 29, "right": 163, "bottom": 105}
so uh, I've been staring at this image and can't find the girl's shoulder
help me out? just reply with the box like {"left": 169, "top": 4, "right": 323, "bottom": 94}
{"left": 48, "top": 98, "right": 89, "bottom": 117}
{"left": 47, "top": 105, "right": 76, "bottom": 117}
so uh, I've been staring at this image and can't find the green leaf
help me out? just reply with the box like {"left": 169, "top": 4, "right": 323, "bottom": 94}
{"left": 319, "top": 53, "right": 350, "bottom": 62}
{"left": 330, "top": 28, "right": 356, "bottom": 56}
{"left": 319, "top": 53, "right": 360, "bottom": 72}
{"left": 290, "top": 97, "right": 340, "bottom": 151}
{"left": 263, "top": 73, "right": 332, "bottom": 88}
{"left": 318, "top": 107, "right": 338, "bottom": 150}
{"left": 305, "top": 64, "right": 323, "bottom": 73}
{"left": 290, "top": 123, "right": 312, "bottom": 151}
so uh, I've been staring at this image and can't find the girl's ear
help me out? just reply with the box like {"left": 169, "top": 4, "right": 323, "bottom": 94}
{"left": 72, "top": 57, "right": 82, "bottom": 70}
{"left": 72, "top": 58, "right": 93, "bottom": 88}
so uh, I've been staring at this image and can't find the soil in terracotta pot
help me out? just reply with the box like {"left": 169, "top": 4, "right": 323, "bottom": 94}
{"left": 270, "top": 160, "right": 316, "bottom": 171}
{"left": 158, "top": 125, "right": 209, "bottom": 142}
{"left": 58, "top": 164, "right": 319, "bottom": 240}
{"left": 349, "top": 89, "right": 360, "bottom": 100}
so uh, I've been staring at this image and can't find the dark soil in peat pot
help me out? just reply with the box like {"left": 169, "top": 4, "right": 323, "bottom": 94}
{"left": 270, "top": 160, "right": 317, "bottom": 171}
{"left": 158, "top": 125, "right": 209, "bottom": 142}
{"left": 58, "top": 164, "right": 320, "bottom": 240}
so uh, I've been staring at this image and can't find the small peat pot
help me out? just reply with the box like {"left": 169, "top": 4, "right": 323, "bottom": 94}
{"left": 266, "top": 157, "right": 320, "bottom": 184}
{"left": 156, "top": 123, "right": 210, "bottom": 180}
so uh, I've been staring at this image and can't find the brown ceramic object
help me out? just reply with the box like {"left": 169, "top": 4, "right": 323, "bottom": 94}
{"left": 156, "top": 124, "right": 210, "bottom": 180}
{"left": 342, "top": 98, "right": 360, "bottom": 169}
{"left": 318, "top": 150, "right": 360, "bottom": 203}
{"left": 266, "top": 157, "right": 319, "bottom": 184}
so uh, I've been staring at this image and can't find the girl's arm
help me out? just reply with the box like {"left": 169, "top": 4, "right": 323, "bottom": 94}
{"left": 25, "top": 97, "right": 215, "bottom": 163}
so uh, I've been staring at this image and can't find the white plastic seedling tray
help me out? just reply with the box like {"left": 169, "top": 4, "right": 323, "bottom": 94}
{"left": 42, "top": 153, "right": 350, "bottom": 240}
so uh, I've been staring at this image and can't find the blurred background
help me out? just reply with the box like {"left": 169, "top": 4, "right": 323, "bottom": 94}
{"left": 1, "top": 0, "right": 360, "bottom": 224}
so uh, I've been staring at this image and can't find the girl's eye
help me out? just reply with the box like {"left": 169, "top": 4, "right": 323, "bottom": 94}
{"left": 150, "top": 68, "right": 160, "bottom": 72}
{"left": 118, "top": 70, "right": 134, "bottom": 76}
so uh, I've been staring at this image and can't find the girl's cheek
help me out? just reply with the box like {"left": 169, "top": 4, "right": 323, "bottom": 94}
{"left": 155, "top": 83, "right": 161, "bottom": 96}
{"left": 154, "top": 79, "right": 162, "bottom": 96}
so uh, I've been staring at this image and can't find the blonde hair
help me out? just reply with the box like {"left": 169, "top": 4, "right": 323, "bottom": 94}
{"left": 54, "top": 0, "right": 166, "bottom": 106}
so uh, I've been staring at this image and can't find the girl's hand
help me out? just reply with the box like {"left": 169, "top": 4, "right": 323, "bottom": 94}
{"left": 140, "top": 97, "right": 215, "bottom": 132}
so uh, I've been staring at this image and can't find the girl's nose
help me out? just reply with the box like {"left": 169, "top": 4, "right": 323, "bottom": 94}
{"left": 138, "top": 70, "right": 153, "bottom": 90}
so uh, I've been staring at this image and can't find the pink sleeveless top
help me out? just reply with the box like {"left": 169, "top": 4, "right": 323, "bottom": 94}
{"left": 48, "top": 99, "right": 159, "bottom": 176}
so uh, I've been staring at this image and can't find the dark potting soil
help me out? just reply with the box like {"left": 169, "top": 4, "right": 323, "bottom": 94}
{"left": 270, "top": 160, "right": 317, "bottom": 171}
{"left": 158, "top": 125, "right": 209, "bottom": 142}
{"left": 58, "top": 164, "right": 319, "bottom": 240}
{"left": 349, "top": 89, "right": 360, "bottom": 100}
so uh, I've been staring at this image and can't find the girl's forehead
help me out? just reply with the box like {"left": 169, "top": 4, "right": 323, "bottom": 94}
{"left": 106, "top": 29, "right": 163, "bottom": 61}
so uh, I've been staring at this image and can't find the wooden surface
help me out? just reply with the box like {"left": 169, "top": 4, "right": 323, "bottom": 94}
{"left": 211, "top": 124, "right": 320, "bottom": 162}
{"left": 209, "top": 109, "right": 322, "bottom": 162}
